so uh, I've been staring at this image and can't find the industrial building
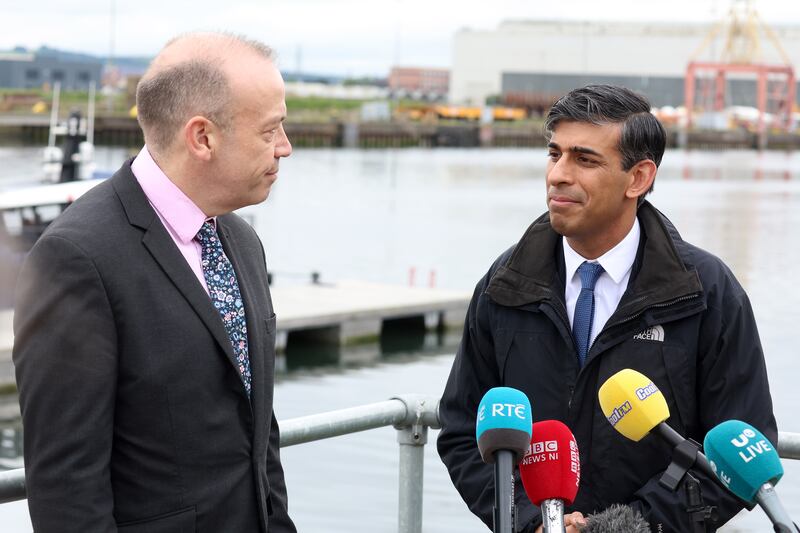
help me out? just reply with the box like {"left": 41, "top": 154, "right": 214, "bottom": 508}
{"left": 450, "top": 18, "right": 800, "bottom": 108}
{"left": 0, "top": 48, "right": 102, "bottom": 90}
{"left": 388, "top": 67, "right": 450, "bottom": 100}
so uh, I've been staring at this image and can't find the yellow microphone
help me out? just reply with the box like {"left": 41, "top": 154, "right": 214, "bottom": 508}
{"left": 597, "top": 368, "right": 669, "bottom": 442}
{"left": 598, "top": 369, "right": 717, "bottom": 481}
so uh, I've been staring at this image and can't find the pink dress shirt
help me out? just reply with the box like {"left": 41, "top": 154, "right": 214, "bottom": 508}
{"left": 131, "top": 146, "right": 212, "bottom": 295}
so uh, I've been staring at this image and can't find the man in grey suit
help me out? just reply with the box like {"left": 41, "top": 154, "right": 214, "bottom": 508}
{"left": 13, "top": 32, "right": 295, "bottom": 532}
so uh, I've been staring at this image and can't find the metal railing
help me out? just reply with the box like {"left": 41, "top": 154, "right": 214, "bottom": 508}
{"left": 0, "top": 395, "right": 799, "bottom": 533}
{"left": 0, "top": 394, "right": 441, "bottom": 533}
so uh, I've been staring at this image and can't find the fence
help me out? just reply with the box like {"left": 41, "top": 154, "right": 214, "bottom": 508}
{"left": 1, "top": 395, "right": 798, "bottom": 533}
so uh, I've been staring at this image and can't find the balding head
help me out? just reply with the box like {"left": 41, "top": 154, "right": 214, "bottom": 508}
{"left": 136, "top": 32, "right": 273, "bottom": 155}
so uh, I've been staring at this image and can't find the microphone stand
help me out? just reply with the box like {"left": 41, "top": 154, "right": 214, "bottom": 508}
{"left": 656, "top": 432, "right": 717, "bottom": 532}
{"left": 493, "top": 451, "right": 516, "bottom": 533}
{"left": 540, "top": 499, "right": 565, "bottom": 532}
{"left": 756, "top": 483, "right": 799, "bottom": 533}
{"left": 684, "top": 472, "right": 719, "bottom": 533}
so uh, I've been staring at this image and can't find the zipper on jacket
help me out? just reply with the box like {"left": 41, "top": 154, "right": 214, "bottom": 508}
{"left": 574, "top": 292, "right": 700, "bottom": 409}
{"left": 540, "top": 298, "right": 582, "bottom": 414}
{"left": 605, "top": 293, "right": 700, "bottom": 332}
{"left": 546, "top": 293, "right": 698, "bottom": 413}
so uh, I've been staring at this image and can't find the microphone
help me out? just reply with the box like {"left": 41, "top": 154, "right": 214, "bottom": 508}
{"left": 597, "top": 368, "right": 717, "bottom": 482}
{"left": 579, "top": 504, "right": 650, "bottom": 533}
{"left": 704, "top": 420, "right": 798, "bottom": 532}
{"left": 519, "top": 420, "right": 580, "bottom": 533}
{"left": 476, "top": 387, "right": 533, "bottom": 533}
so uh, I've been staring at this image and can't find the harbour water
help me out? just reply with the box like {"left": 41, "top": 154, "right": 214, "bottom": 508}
{"left": 0, "top": 146, "right": 799, "bottom": 531}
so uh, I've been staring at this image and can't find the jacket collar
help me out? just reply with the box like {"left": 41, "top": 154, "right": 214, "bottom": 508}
{"left": 486, "top": 201, "right": 703, "bottom": 315}
{"left": 110, "top": 160, "right": 253, "bottom": 401}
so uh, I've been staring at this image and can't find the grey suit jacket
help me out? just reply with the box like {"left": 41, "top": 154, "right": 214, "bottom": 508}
{"left": 13, "top": 161, "right": 296, "bottom": 532}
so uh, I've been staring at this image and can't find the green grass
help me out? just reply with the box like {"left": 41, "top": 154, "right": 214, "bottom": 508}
{"left": 1, "top": 88, "right": 133, "bottom": 116}
{"left": 286, "top": 96, "right": 372, "bottom": 111}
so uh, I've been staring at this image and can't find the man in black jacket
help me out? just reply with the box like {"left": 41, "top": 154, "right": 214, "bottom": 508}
{"left": 437, "top": 85, "right": 776, "bottom": 532}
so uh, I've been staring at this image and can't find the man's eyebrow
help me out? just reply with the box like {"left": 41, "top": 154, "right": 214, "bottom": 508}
{"left": 261, "top": 115, "right": 287, "bottom": 129}
{"left": 548, "top": 142, "right": 603, "bottom": 158}
{"left": 570, "top": 145, "right": 603, "bottom": 158}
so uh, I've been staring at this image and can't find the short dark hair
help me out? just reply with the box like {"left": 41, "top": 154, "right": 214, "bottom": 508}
{"left": 136, "top": 59, "right": 232, "bottom": 152}
{"left": 544, "top": 85, "right": 666, "bottom": 196}
{"left": 136, "top": 33, "right": 274, "bottom": 153}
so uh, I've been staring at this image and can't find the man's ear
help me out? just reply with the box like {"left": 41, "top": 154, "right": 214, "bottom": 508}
{"left": 183, "top": 115, "right": 217, "bottom": 161}
{"left": 626, "top": 160, "right": 657, "bottom": 200}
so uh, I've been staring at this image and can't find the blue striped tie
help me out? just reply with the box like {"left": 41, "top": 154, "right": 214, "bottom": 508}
{"left": 572, "top": 262, "right": 604, "bottom": 367}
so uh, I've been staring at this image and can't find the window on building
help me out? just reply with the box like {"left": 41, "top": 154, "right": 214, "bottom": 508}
{"left": 78, "top": 72, "right": 91, "bottom": 82}
{"left": 52, "top": 71, "right": 64, "bottom": 81}
{"left": 25, "top": 69, "right": 39, "bottom": 80}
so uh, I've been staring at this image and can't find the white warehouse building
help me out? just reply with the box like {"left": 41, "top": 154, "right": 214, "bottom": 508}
{"left": 450, "top": 19, "right": 800, "bottom": 107}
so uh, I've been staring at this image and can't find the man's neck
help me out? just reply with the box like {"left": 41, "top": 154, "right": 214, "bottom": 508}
{"left": 565, "top": 215, "right": 637, "bottom": 260}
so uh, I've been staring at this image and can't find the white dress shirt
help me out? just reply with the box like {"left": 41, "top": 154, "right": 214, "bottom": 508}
{"left": 564, "top": 217, "right": 641, "bottom": 348}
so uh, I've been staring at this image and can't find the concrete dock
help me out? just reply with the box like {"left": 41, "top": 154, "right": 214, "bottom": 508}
{"left": 270, "top": 280, "right": 469, "bottom": 350}
{"left": 0, "top": 280, "right": 470, "bottom": 388}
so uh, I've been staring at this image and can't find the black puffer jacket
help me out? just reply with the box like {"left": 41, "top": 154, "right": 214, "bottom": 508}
{"left": 437, "top": 201, "right": 777, "bottom": 532}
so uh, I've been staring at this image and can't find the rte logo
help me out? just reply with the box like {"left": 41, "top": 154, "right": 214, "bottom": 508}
{"left": 490, "top": 403, "right": 527, "bottom": 419}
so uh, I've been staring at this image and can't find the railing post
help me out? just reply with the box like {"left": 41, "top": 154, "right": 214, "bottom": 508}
{"left": 392, "top": 394, "right": 440, "bottom": 533}
{"left": 396, "top": 422, "right": 427, "bottom": 533}
{"left": 0, "top": 469, "right": 25, "bottom": 505}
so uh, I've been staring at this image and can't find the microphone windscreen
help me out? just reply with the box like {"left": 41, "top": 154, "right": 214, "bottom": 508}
{"left": 703, "top": 419, "right": 784, "bottom": 503}
{"left": 475, "top": 387, "right": 532, "bottom": 464}
{"left": 598, "top": 368, "right": 669, "bottom": 442}
{"left": 519, "top": 420, "right": 580, "bottom": 506}
{"left": 580, "top": 504, "right": 650, "bottom": 533}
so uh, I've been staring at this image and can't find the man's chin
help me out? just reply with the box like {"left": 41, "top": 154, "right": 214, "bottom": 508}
{"left": 548, "top": 213, "right": 571, "bottom": 237}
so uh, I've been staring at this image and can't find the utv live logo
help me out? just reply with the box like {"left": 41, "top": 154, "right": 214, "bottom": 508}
{"left": 731, "top": 427, "right": 773, "bottom": 463}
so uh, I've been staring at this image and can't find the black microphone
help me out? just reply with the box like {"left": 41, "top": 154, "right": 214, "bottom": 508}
{"left": 579, "top": 504, "right": 651, "bottom": 533}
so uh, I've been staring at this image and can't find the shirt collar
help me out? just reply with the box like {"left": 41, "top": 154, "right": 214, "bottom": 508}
{"left": 563, "top": 217, "right": 641, "bottom": 285}
{"left": 131, "top": 146, "right": 210, "bottom": 243}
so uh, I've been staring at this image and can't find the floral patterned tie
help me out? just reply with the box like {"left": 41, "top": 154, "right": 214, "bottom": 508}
{"left": 196, "top": 220, "right": 251, "bottom": 397}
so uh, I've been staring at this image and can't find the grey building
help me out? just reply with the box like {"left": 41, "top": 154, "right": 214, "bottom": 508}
{"left": 451, "top": 20, "right": 800, "bottom": 107}
{"left": 502, "top": 72, "right": 766, "bottom": 108}
{"left": 0, "top": 48, "right": 102, "bottom": 90}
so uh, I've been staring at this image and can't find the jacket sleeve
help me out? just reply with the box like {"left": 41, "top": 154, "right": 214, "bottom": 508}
{"left": 629, "top": 281, "right": 777, "bottom": 532}
{"left": 265, "top": 410, "right": 297, "bottom": 532}
{"left": 437, "top": 277, "right": 542, "bottom": 532}
{"left": 13, "top": 235, "right": 118, "bottom": 532}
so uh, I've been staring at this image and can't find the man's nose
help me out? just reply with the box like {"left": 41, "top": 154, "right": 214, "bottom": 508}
{"left": 275, "top": 124, "right": 292, "bottom": 158}
{"left": 546, "top": 157, "right": 573, "bottom": 186}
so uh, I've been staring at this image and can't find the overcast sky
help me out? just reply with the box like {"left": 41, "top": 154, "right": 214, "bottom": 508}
{"left": 2, "top": 0, "right": 799, "bottom": 76}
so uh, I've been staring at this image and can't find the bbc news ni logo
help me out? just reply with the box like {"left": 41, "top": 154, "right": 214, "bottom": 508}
{"left": 522, "top": 440, "right": 560, "bottom": 465}
{"left": 531, "top": 440, "right": 558, "bottom": 454}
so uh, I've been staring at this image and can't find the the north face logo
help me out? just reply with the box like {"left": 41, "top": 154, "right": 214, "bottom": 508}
{"left": 633, "top": 325, "right": 664, "bottom": 342}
